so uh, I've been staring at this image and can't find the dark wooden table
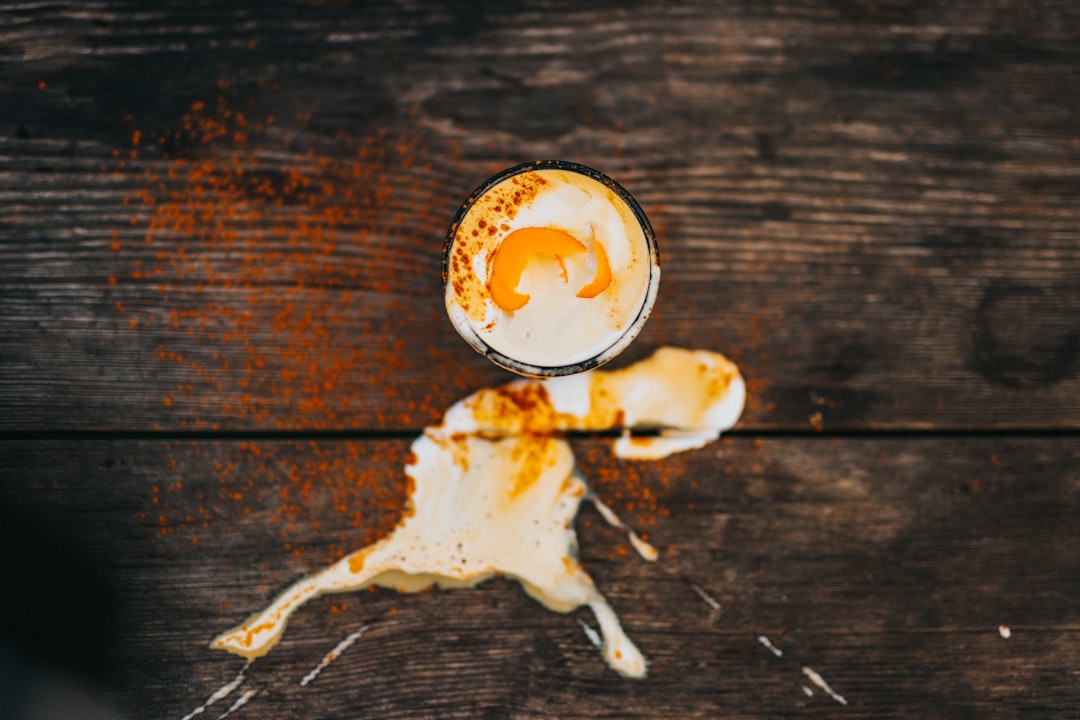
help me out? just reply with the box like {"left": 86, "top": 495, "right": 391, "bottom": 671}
{"left": 2, "top": 1, "right": 1078, "bottom": 718}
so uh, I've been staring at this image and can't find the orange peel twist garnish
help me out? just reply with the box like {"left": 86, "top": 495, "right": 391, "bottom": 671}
{"left": 488, "top": 227, "right": 612, "bottom": 311}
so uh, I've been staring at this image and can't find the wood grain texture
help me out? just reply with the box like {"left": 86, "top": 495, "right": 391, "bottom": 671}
{"left": 0, "top": 436, "right": 1076, "bottom": 719}
{"left": 2, "top": 0, "right": 1079, "bottom": 430}
{"left": 3, "top": 2, "right": 1080, "bottom": 719}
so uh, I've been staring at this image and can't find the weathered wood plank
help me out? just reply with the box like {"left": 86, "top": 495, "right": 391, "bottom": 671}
{"left": 2, "top": 1, "right": 1079, "bottom": 431}
{"left": 3, "top": 274, "right": 1080, "bottom": 433}
{"left": 3, "top": 5, "right": 1079, "bottom": 720}
{"left": 1, "top": 436, "right": 1076, "bottom": 718}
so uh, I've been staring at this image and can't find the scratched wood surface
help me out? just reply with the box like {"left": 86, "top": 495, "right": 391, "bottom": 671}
{"left": 1, "top": 0, "right": 1079, "bottom": 718}
{"left": 2, "top": 437, "right": 1078, "bottom": 719}
{"left": 2, "top": 0, "right": 1080, "bottom": 432}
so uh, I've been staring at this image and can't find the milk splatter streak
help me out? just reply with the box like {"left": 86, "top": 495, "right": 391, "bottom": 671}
{"left": 211, "top": 347, "right": 744, "bottom": 678}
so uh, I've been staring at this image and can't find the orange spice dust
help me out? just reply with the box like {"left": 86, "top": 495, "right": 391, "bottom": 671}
{"left": 114, "top": 83, "right": 465, "bottom": 431}
{"left": 110, "top": 84, "right": 464, "bottom": 562}
{"left": 573, "top": 439, "right": 680, "bottom": 547}
{"left": 145, "top": 440, "right": 411, "bottom": 566}
{"left": 118, "top": 84, "right": 679, "bottom": 563}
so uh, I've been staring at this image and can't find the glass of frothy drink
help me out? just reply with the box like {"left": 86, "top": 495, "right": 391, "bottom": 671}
{"left": 443, "top": 160, "right": 660, "bottom": 377}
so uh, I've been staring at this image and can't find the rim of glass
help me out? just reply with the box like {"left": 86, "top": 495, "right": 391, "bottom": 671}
{"left": 442, "top": 159, "right": 660, "bottom": 378}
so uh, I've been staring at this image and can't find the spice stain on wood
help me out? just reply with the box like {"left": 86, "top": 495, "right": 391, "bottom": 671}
{"left": 113, "top": 87, "right": 467, "bottom": 430}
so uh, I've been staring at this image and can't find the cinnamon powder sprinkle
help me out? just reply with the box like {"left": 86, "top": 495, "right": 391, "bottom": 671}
{"left": 115, "top": 84, "right": 464, "bottom": 432}
{"left": 149, "top": 440, "right": 410, "bottom": 565}
{"left": 120, "top": 84, "right": 677, "bottom": 563}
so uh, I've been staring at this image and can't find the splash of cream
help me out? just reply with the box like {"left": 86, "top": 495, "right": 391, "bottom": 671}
{"left": 211, "top": 347, "right": 744, "bottom": 678}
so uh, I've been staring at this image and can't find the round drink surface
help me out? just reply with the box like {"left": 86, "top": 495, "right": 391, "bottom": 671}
{"left": 443, "top": 161, "right": 659, "bottom": 376}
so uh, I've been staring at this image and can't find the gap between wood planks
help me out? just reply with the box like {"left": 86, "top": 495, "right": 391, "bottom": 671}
{"left": 1, "top": 427, "right": 1078, "bottom": 442}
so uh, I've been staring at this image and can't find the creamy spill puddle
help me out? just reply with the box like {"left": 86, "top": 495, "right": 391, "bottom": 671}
{"left": 211, "top": 346, "right": 744, "bottom": 678}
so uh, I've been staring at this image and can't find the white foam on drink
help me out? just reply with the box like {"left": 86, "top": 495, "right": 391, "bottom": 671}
{"left": 445, "top": 166, "right": 656, "bottom": 371}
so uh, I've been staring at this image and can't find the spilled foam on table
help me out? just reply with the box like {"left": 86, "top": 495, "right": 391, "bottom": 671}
{"left": 211, "top": 346, "right": 744, "bottom": 678}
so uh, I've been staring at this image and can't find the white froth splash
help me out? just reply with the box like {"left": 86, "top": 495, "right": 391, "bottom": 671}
{"left": 211, "top": 347, "right": 744, "bottom": 678}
